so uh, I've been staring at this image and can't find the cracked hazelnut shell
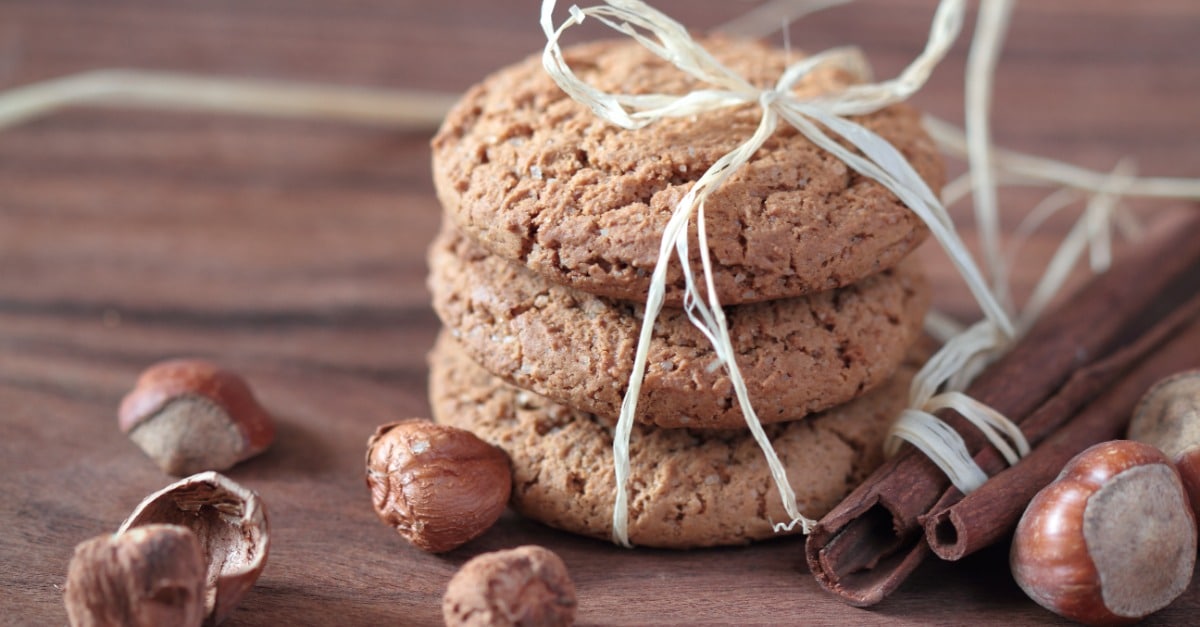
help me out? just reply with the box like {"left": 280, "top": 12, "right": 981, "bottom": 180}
{"left": 118, "top": 471, "right": 269, "bottom": 626}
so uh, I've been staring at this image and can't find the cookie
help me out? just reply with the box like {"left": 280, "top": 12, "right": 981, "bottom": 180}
{"left": 431, "top": 37, "right": 943, "bottom": 306}
{"left": 428, "top": 224, "right": 929, "bottom": 429}
{"left": 429, "top": 331, "right": 917, "bottom": 549}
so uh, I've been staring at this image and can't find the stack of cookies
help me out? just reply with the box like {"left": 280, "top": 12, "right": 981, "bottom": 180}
{"left": 426, "top": 38, "right": 941, "bottom": 548}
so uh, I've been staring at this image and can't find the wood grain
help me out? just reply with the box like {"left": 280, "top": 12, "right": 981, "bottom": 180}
{"left": 0, "top": 1, "right": 1197, "bottom": 625}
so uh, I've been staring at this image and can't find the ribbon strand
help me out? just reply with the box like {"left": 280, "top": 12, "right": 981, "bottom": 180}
{"left": 540, "top": 0, "right": 1017, "bottom": 547}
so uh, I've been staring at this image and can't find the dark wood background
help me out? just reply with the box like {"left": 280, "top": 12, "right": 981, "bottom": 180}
{"left": 1, "top": 1, "right": 1197, "bottom": 624}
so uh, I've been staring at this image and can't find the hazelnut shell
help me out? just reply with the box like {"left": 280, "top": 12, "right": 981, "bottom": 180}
{"left": 1128, "top": 369, "right": 1200, "bottom": 519}
{"left": 119, "top": 359, "right": 276, "bottom": 476}
{"left": 365, "top": 419, "right": 512, "bottom": 553}
{"left": 443, "top": 545, "right": 577, "bottom": 627}
{"left": 64, "top": 524, "right": 207, "bottom": 627}
{"left": 1011, "top": 440, "right": 1196, "bottom": 626}
{"left": 117, "top": 471, "right": 269, "bottom": 626}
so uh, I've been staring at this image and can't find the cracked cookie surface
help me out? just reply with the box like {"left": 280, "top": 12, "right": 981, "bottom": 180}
{"left": 429, "top": 331, "right": 917, "bottom": 549}
{"left": 431, "top": 37, "right": 943, "bottom": 305}
{"left": 428, "top": 224, "right": 929, "bottom": 429}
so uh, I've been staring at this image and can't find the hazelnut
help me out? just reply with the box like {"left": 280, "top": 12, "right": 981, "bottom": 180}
{"left": 118, "top": 471, "right": 270, "bottom": 626}
{"left": 443, "top": 545, "right": 577, "bottom": 627}
{"left": 1128, "top": 370, "right": 1200, "bottom": 519}
{"left": 365, "top": 419, "right": 512, "bottom": 553}
{"left": 64, "top": 524, "right": 207, "bottom": 627}
{"left": 1011, "top": 440, "right": 1197, "bottom": 626}
{"left": 119, "top": 359, "right": 276, "bottom": 476}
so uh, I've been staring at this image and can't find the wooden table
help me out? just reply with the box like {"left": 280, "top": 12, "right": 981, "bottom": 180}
{"left": 2, "top": 1, "right": 1197, "bottom": 624}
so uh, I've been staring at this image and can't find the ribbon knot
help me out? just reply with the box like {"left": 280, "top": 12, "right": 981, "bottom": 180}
{"left": 759, "top": 89, "right": 781, "bottom": 110}
{"left": 540, "top": 0, "right": 1016, "bottom": 547}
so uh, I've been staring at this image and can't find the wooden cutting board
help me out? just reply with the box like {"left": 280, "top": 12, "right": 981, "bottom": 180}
{"left": 2, "top": 1, "right": 1198, "bottom": 624}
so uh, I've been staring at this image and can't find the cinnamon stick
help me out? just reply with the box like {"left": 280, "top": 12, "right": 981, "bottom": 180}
{"left": 805, "top": 207, "right": 1200, "bottom": 607}
{"left": 924, "top": 303, "right": 1200, "bottom": 561}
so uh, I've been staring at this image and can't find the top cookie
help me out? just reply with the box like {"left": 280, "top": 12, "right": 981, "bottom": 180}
{"left": 432, "top": 37, "right": 943, "bottom": 305}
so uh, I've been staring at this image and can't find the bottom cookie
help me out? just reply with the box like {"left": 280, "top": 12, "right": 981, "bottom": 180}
{"left": 429, "top": 331, "right": 919, "bottom": 549}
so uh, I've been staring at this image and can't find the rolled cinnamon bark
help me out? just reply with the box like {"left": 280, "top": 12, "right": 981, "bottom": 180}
{"left": 805, "top": 207, "right": 1200, "bottom": 607}
{"left": 925, "top": 295, "right": 1200, "bottom": 560}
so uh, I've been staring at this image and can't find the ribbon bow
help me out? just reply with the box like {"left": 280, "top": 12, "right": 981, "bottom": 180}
{"left": 540, "top": 0, "right": 1015, "bottom": 547}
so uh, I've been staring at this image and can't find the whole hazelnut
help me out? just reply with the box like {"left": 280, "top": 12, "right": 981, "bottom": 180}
{"left": 1128, "top": 370, "right": 1200, "bottom": 519}
{"left": 1011, "top": 440, "right": 1197, "bottom": 626}
{"left": 118, "top": 471, "right": 270, "bottom": 626}
{"left": 63, "top": 524, "right": 206, "bottom": 627}
{"left": 365, "top": 419, "right": 512, "bottom": 553}
{"left": 119, "top": 359, "right": 276, "bottom": 476}
{"left": 443, "top": 545, "right": 577, "bottom": 627}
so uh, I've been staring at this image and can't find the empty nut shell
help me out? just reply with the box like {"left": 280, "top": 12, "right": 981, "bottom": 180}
{"left": 118, "top": 472, "right": 269, "bottom": 626}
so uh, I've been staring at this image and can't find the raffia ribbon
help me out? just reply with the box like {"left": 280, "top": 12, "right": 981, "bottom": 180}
{"left": 540, "top": 0, "right": 1019, "bottom": 546}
